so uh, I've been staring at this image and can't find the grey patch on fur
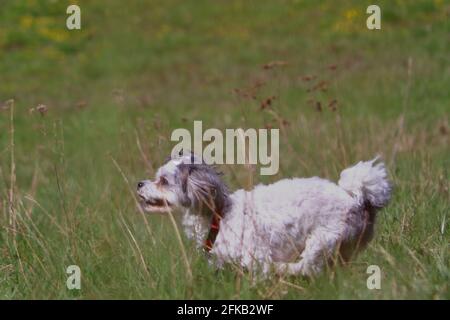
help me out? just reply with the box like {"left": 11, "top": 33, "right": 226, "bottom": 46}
{"left": 176, "top": 162, "right": 231, "bottom": 217}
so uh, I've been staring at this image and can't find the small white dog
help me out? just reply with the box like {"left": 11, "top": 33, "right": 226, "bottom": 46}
{"left": 137, "top": 153, "right": 391, "bottom": 276}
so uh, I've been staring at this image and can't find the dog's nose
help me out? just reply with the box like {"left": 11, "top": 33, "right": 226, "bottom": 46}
{"left": 137, "top": 181, "right": 145, "bottom": 190}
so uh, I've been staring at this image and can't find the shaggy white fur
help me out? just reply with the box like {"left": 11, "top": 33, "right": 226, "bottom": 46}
{"left": 137, "top": 154, "right": 391, "bottom": 277}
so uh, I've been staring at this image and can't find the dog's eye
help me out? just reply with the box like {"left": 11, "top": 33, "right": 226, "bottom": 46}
{"left": 159, "top": 176, "right": 169, "bottom": 186}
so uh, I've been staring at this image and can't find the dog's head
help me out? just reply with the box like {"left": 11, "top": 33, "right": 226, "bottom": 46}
{"left": 137, "top": 152, "right": 230, "bottom": 215}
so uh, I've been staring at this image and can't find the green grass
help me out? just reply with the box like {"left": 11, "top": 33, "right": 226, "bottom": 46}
{"left": 0, "top": 0, "right": 449, "bottom": 299}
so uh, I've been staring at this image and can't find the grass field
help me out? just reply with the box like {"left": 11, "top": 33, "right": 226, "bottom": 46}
{"left": 0, "top": 0, "right": 449, "bottom": 299}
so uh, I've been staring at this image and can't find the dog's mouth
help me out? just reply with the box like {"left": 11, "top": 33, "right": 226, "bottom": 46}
{"left": 138, "top": 195, "right": 171, "bottom": 209}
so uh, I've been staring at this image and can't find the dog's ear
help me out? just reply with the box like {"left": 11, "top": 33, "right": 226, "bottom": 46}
{"left": 174, "top": 163, "right": 193, "bottom": 207}
{"left": 177, "top": 163, "right": 230, "bottom": 214}
{"left": 178, "top": 163, "right": 195, "bottom": 194}
{"left": 178, "top": 163, "right": 215, "bottom": 195}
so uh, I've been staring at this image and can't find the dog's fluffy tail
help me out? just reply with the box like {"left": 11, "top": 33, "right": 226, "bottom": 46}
{"left": 338, "top": 156, "right": 392, "bottom": 208}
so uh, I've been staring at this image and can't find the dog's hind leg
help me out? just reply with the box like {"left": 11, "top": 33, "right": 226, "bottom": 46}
{"left": 275, "top": 228, "right": 342, "bottom": 277}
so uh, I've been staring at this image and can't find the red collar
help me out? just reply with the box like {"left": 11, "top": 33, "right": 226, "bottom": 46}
{"left": 204, "top": 213, "right": 222, "bottom": 252}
